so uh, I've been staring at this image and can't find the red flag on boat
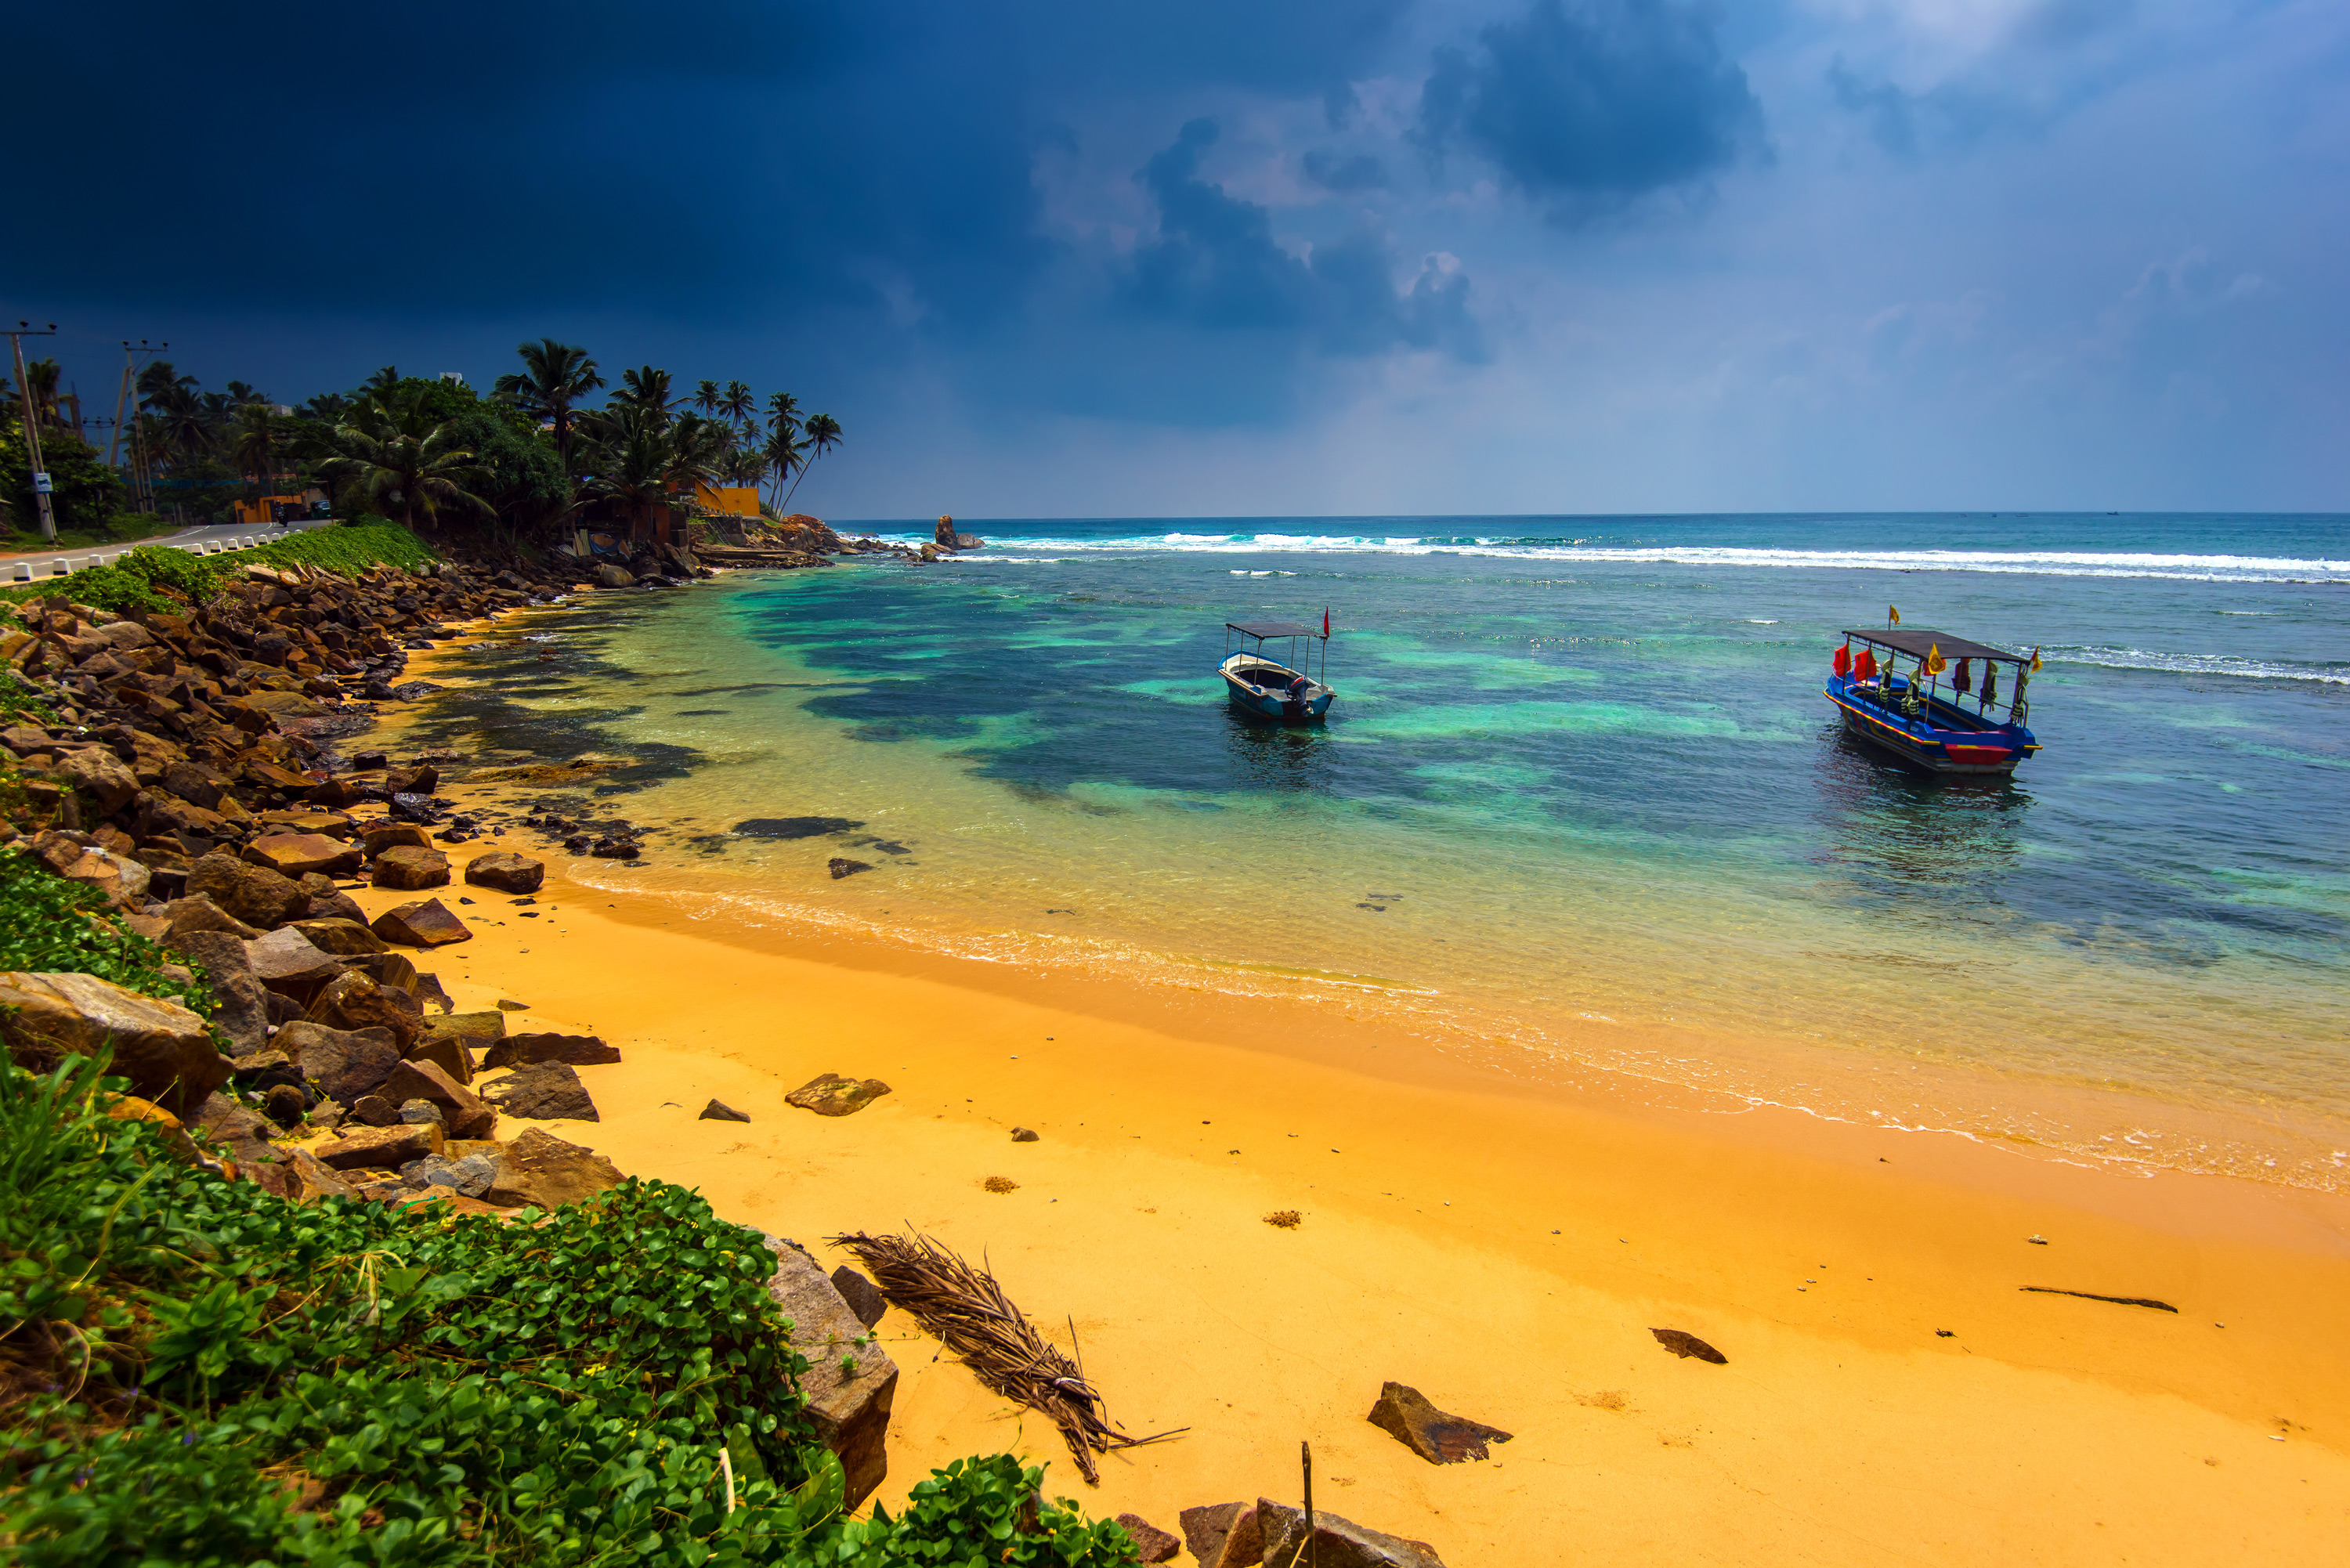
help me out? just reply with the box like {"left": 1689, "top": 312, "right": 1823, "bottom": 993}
{"left": 1322, "top": 605, "right": 1330, "bottom": 638}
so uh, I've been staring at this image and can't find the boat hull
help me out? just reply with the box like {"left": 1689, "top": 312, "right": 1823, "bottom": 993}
{"left": 1220, "top": 656, "right": 1334, "bottom": 723}
{"left": 1826, "top": 677, "right": 2036, "bottom": 776}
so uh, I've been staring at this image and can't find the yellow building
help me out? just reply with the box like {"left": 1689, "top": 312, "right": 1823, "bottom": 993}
{"left": 694, "top": 484, "right": 762, "bottom": 518}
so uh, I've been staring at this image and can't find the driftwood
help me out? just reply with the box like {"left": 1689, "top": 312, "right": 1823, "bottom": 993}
{"left": 827, "top": 1229, "right": 1183, "bottom": 1483}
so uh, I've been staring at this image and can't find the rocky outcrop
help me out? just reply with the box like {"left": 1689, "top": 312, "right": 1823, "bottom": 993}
{"left": 786, "top": 1072, "right": 891, "bottom": 1117}
{"left": 1366, "top": 1382, "right": 1513, "bottom": 1465}
{"left": 483, "top": 1126, "right": 624, "bottom": 1209}
{"left": 481, "top": 1060, "right": 598, "bottom": 1121}
{"left": 761, "top": 1238, "right": 897, "bottom": 1510}
{"left": 463, "top": 851, "right": 544, "bottom": 893}
{"left": 932, "top": 515, "right": 983, "bottom": 551}
{"left": 188, "top": 849, "right": 309, "bottom": 929}
{"left": 1255, "top": 1500, "right": 1445, "bottom": 1568}
{"left": 481, "top": 1031, "right": 619, "bottom": 1069}
{"left": 0, "top": 970, "right": 230, "bottom": 1113}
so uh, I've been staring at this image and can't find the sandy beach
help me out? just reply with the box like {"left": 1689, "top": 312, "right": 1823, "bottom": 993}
{"left": 339, "top": 649, "right": 2350, "bottom": 1563}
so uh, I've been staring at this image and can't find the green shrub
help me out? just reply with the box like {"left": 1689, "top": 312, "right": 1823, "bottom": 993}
{"left": 0, "top": 669, "right": 57, "bottom": 724}
{"left": 249, "top": 519, "right": 435, "bottom": 576}
{"left": 0, "top": 846, "right": 213, "bottom": 1015}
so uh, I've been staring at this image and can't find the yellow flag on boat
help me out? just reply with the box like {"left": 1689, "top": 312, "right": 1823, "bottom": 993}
{"left": 2030, "top": 646, "right": 2043, "bottom": 672}
{"left": 1925, "top": 642, "right": 1947, "bottom": 675}
{"left": 1889, "top": 605, "right": 1901, "bottom": 626}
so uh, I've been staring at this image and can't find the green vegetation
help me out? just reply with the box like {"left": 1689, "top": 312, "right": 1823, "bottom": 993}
{"left": 0, "top": 524, "right": 436, "bottom": 616}
{"left": 0, "top": 846, "right": 214, "bottom": 1017}
{"left": 0, "top": 672, "right": 58, "bottom": 726}
{"left": 0, "top": 1053, "right": 1139, "bottom": 1566}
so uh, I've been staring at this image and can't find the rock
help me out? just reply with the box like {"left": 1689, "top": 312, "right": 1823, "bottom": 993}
{"left": 464, "top": 851, "right": 544, "bottom": 894}
{"left": 399, "top": 1097, "right": 444, "bottom": 1125}
{"left": 1367, "top": 1382, "right": 1512, "bottom": 1465}
{"left": 400, "top": 1151, "right": 497, "bottom": 1198}
{"left": 829, "top": 1266, "right": 888, "bottom": 1330}
{"left": 700, "top": 1097, "right": 751, "bottom": 1122}
{"left": 258, "top": 810, "right": 355, "bottom": 840}
{"left": 164, "top": 929, "right": 270, "bottom": 1054}
{"left": 383, "top": 763, "right": 439, "bottom": 796}
{"left": 63, "top": 848, "right": 150, "bottom": 905}
{"left": 1255, "top": 1500, "right": 1444, "bottom": 1568}
{"left": 761, "top": 1237, "right": 897, "bottom": 1509}
{"left": 277, "top": 1020, "right": 401, "bottom": 1104}
{"left": 190, "top": 1091, "right": 286, "bottom": 1171}
{"left": 262, "top": 1082, "right": 309, "bottom": 1127}
{"left": 59, "top": 746, "right": 138, "bottom": 812}
{"left": 595, "top": 563, "right": 636, "bottom": 588}
{"left": 315, "top": 1122, "right": 444, "bottom": 1172}
{"left": 371, "top": 845, "right": 450, "bottom": 891}
{"left": 1182, "top": 1503, "right": 1264, "bottom": 1568}
{"left": 421, "top": 1010, "right": 507, "bottom": 1053}
{"left": 785, "top": 1072, "right": 891, "bottom": 1117}
{"left": 243, "top": 927, "right": 345, "bottom": 1003}
{"left": 0, "top": 971, "right": 230, "bottom": 1113}
{"left": 483, "top": 1125, "right": 624, "bottom": 1209}
{"left": 359, "top": 821, "right": 433, "bottom": 855}
{"left": 1115, "top": 1515, "right": 1181, "bottom": 1564}
{"left": 298, "top": 876, "right": 369, "bottom": 925}
{"left": 351, "top": 1093, "right": 399, "bottom": 1126}
{"left": 371, "top": 898, "right": 471, "bottom": 947}
{"left": 187, "top": 850, "right": 309, "bottom": 929}
{"left": 309, "top": 969, "right": 421, "bottom": 1049}
{"left": 481, "top": 1031, "right": 619, "bottom": 1069}
{"left": 309, "top": 1098, "right": 347, "bottom": 1131}
{"left": 375, "top": 1057, "right": 495, "bottom": 1139}
{"left": 1650, "top": 1328, "right": 1726, "bottom": 1364}
{"left": 1010, "top": 1127, "right": 1040, "bottom": 1143}
{"left": 827, "top": 858, "right": 872, "bottom": 880}
{"left": 480, "top": 1061, "right": 598, "bottom": 1121}
{"left": 161, "top": 894, "right": 262, "bottom": 941}
{"left": 244, "top": 833, "right": 363, "bottom": 878}
{"left": 405, "top": 1030, "right": 475, "bottom": 1086}
{"left": 287, "top": 1147, "right": 356, "bottom": 1203}
{"left": 287, "top": 917, "right": 387, "bottom": 955}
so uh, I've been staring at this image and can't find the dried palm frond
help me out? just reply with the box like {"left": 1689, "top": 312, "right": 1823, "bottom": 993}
{"left": 827, "top": 1228, "right": 1184, "bottom": 1483}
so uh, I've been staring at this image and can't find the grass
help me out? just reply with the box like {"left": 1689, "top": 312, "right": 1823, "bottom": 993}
{"left": 0, "top": 522, "right": 436, "bottom": 617}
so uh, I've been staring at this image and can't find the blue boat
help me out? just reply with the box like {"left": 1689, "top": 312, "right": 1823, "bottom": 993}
{"left": 1826, "top": 625, "right": 2041, "bottom": 776}
{"left": 1220, "top": 620, "right": 1335, "bottom": 722}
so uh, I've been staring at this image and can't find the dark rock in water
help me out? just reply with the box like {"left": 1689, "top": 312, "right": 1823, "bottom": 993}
{"left": 786, "top": 1072, "right": 891, "bottom": 1117}
{"left": 828, "top": 858, "right": 873, "bottom": 880}
{"left": 390, "top": 792, "right": 445, "bottom": 825}
{"left": 700, "top": 1097, "right": 752, "bottom": 1123}
{"left": 830, "top": 1265, "right": 888, "bottom": 1329}
{"left": 1367, "top": 1382, "right": 1513, "bottom": 1464}
{"left": 389, "top": 682, "right": 442, "bottom": 702}
{"left": 734, "top": 816, "right": 865, "bottom": 840}
{"left": 589, "top": 838, "right": 640, "bottom": 860}
{"left": 1256, "top": 1500, "right": 1444, "bottom": 1568}
{"left": 1650, "top": 1328, "right": 1727, "bottom": 1364}
{"left": 1010, "top": 1126, "right": 1040, "bottom": 1142}
{"left": 1180, "top": 1503, "right": 1261, "bottom": 1568}
{"left": 1115, "top": 1515, "right": 1181, "bottom": 1564}
{"left": 482, "top": 1061, "right": 598, "bottom": 1122}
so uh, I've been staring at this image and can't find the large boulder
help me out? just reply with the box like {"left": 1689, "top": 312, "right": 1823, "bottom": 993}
{"left": 481, "top": 1032, "right": 620, "bottom": 1069}
{"left": 371, "top": 845, "right": 450, "bottom": 891}
{"left": 1180, "top": 1504, "right": 1263, "bottom": 1568}
{"left": 163, "top": 929, "right": 271, "bottom": 1054}
{"left": 287, "top": 917, "right": 387, "bottom": 956}
{"left": 188, "top": 850, "right": 308, "bottom": 930}
{"left": 594, "top": 563, "right": 635, "bottom": 589}
{"left": 277, "top": 1020, "right": 401, "bottom": 1104}
{"left": 309, "top": 969, "right": 421, "bottom": 1049}
{"left": 358, "top": 821, "right": 432, "bottom": 857}
{"left": 374, "top": 1057, "right": 495, "bottom": 1139}
{"left": 0, "top": 971, "right": 230, "bottom": 1113}
{"left": 59, "top": 746, "right": 139, "bottom": 813}
{"left": 244, "top": 833, "right": 363, "bottom": 879}
{"left": 314, "top": 1121, "right": 443, "bottom": 1172}
{"left": 464, "top": 851, "right": 544, "bottom": 894}
{"left": 483, "top": 1126, "right": 624, "bottom": 1209}
{"left": 1254, "top": 1501, "right": 1445, "bottom": 1568}
{"left": 161, "top": 894, "right": 262, "bottom": 941}
{"left": 61, "top": 848, "right": 150, "bottom": 905}
{"left": 371, "top": 898, "right": 471, "bottom": 947}
{"left": 762, "top": 1238, "right": 898, "bottom": 1510}
{"left": 785, "top": 1072, "right": 891, "bottom": 1118}
{"left": 480, "top": 1061, "right": 598, "bottom": 1122}
{"left": 243, "top": 927, "right": 346, "bottom": 1003}
{"left": 1366, "top": 1382, "right": 1513, "bottom": 1465}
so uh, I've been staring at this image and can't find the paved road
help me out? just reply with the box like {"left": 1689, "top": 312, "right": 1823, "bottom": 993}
{"left": 3, "top": 518, "right": 338, "bottom": 580}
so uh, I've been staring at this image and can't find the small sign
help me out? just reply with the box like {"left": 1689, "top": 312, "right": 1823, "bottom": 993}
{"left": 31, "top": 471, "right": 52, "bottom": 494}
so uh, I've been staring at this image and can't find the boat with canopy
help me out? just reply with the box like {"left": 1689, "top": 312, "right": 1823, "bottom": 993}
{"left": 1826, "top": 616, "right": 2042, "bottom": 775}
{"left": 1220, "top": 617, "right": 1336, "bottom": 722}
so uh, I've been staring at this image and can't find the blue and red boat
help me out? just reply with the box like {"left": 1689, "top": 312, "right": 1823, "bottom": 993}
{"left": 1825, "top": 625, "right": 2041, "bottom": 776}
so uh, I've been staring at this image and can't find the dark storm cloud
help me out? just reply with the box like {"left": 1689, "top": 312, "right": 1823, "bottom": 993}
{"left": 0, "top": 0, "right": 1411, "bottom": 329}
{"left": 1119, "top": 121, "right": 1482, "bottom": 362}
{"left": 1415, "top": 0, "right": 1763, "bottom": 210}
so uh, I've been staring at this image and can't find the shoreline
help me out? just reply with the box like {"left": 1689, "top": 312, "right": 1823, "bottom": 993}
{"left": 350, "top": 602, "right": 2350, "bottom": 1558}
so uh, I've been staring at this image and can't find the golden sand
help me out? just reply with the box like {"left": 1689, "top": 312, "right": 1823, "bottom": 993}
{"left": 342, "top": 782, "right": 2350, "bottom": 1563}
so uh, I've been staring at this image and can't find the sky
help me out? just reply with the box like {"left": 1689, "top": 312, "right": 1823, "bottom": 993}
{"left": 5, "top": 0, "right": 2346, "bottom": 519}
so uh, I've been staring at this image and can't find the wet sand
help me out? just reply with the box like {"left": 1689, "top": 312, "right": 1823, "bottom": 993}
{"left": 345, "top": 786, "right": 2350, "bottom": 1564}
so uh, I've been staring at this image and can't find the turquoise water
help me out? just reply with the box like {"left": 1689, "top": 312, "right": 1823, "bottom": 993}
{"left": 416, "top": 514, "right": 2350, "bottom": 1187}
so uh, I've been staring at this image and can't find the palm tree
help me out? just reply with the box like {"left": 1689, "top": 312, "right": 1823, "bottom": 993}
{"left": 493, "top": 338, "right": 603, "bottom": 475}
{"left": 692, "top": 378, "right": 722, "bottom": 417}
{"left": 761, "top": 425, "right": 806, "bottom": 511}
{"left": 306, "top": 388, "right": 491, "bottom": 530}
{"left": 779, "top": 413, "right": 841, "bottom": 512}
{"left": 225, "top": 380, "right": 269, "bottom": 406}
{"left": 361, "top": 365, "right": 402, "bottom": 397}
{"left": 718, "top": 443, "right": 769, "bottom": 488}
{"left": 720, "top": 379, "right": 755, "bottom": 430}
{"left": 615, "top": 366, "right": 676, "bottom": 425}
{"left": 17, "top": 358, "right": 65, "bottom": 434}
{"left": 136, "top": 361, "right": 196, "bottom": 411}
{"left": 225, "top": 402, "right": 283, "bottom": 506}
{"left": 150, "top": 385, "right": 213, "bottom": 467}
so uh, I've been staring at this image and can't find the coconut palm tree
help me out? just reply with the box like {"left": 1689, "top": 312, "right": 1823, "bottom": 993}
{"left": 718, "top": 444, "right": 769, "bottom": 488}
{"left": 306, "top": 388, "right": 490, "bottom": 531}
{"left": 616, "top": 366, "right": 677, "bottom": 425}
{"left": 577, "top": 403, "right": 690, "bottom": 540}
{"left": 761, "top": 425, "right": 805, "bottom": 511}
{"left": 720, "top": 379, "right": 755, "bottom": 430}
{"left": 779, "top": 413, "right": 841, "bottom": 512}
{"left": 136, "top": 361, "right": 196, "bottom": 411}
{"left": 493, "top": 339, "right": 603, "bottom": 475}
{"left": 150, "top": 385, "right": 213, "bottom": 467}
{"left": 225, "top": 401, "right": 284, "bottom": 506}
{"left": 362, "top": 366, "right": 402, "bottom": 397}
{"left": 692, "top": 378, "right": 722, "bottom": 417}
{"left": 225, "top": 380, "right": 269, "bottom": 406}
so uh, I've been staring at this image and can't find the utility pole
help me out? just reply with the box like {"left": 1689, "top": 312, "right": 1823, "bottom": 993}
{"left": 5, "top": 320, "right": 60, "bottom": 541}
{"left": 116, "top": 339, "right": 166, "bottom": 516}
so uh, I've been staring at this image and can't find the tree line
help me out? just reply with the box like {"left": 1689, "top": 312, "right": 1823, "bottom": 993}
{"left": 2, "top": 341, "right": 842, "bottom": 546}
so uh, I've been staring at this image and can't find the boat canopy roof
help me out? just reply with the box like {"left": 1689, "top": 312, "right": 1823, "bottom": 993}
{"left": 1844, "top": 627, "right": 2023, "bottom": 663}
{"left": 1227, "top": 620, "right": 1318, "bottom": 639}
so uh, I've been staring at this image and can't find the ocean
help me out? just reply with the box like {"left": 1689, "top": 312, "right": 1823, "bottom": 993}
{"left": 408, "top": 513, "right": 2350, "bottom": 1189}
